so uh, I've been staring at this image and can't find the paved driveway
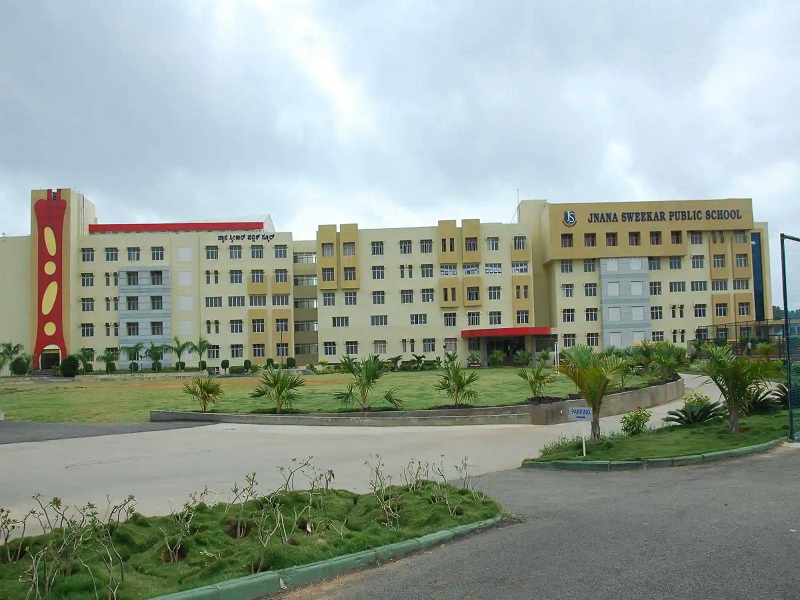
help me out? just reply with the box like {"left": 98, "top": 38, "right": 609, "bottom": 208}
{"left": 0, "top": 421, "right": 207, "bottom": 445}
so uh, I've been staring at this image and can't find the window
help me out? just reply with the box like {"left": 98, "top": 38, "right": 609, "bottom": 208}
{"left": 715, "top": 303, "right": 728, "bottom": 317}
{"left": 371, "top": 315, "right": 388, "bottom": 326}
{"left": 632, "top": 306, "right": 645, "bottom": 321}
{"left": 694, "top": 304, "right": 707, "bottom": 318}
{"left": 467, "top": 311, "right": 480, "bottom": 326}
{"left": 584, "top": 259, "right": 596, "bottom": 273}
{"left": 488, "top": 286, "right": 501, "bottom": 300}
{"left": 250, "top": 245, "right": 263, "bottom": 259}
{"left": 608, "top": 282, "right": 620, "bottom": 296}
{"left": 275, "top": 245, "right": 288, "bottom": 259}
{"left": 294, "top": 274, "right": 319, "bottom": 287}
{"left": 81, "top": 298, "right": 94, "bottom": 312}
{"left": 691, "top": 281, "right": 708, "bottom": 292}
{"left": 205, "top": 296, "right": 223, "bottom": 308}
{"left": 231, "top": 344, "right": 244, "bottom": 359}
{"left": 252, "top": 318, "right": 265, "bottom": 333}
{"left": 151, "top": 296, "right": 163, "bottom": 310}
{"left": 332, "top": 316, "right": 350, "bottom": 327}
{"left": 584, "top": 233, "right": 596, "bottom": 247}
{"left": 410, "top": 314, "right": 427, "bottom": 325}
{"left": 417, "top": 338, "right": 434, "bottom": 353}
{"left": 345, "top": 341, "right": 359, "bottom": 355}
{"left": 293, "top": 252, "right": 317, "bottom": 263}
{"left": 372, "top": 266, "right": 385, "bottom": 280}
{"left": 671, "top": 231, "right": 682, "bottom": 244}
{"left": 399, "top": 240, "right": 412, "bottom": 254}
{"left": 126, "top": 296, "right": 139, "bottom": 311}
{"left": 272, "top": 295, "right": 289, "bottom": 306}
{"left": 562, "top": 309, "right": 575, "bottom": 323}
{"left": 105, "top": 247, "right": 118, "bottom": 262}
{"left": 344, "top": 291, "right": 357, "bottom": 305}
{"left": 81, "top": 248, "right": 94, "bottom": 262}
{"left": 516, "top": 310, "right": 530, "bottom": 324}
{"left": 294, "top": 320, "right": 318, "bottom": 332}
{"left": 370, "top": 291, "right": 385, "bottom": 305}
{"left": 511, "top": 262, "right": 529, "bottom": 274}
{"left": 651, "top": 306, "right": 663, "bottom": 320}
{"left": 127, "top": 247, "right": 140, "bottom": 261}
{"left": 650, "top": 231, "right": 662, "bottom": 245}
{"left": 295, "top": 343, "right": 319, "bottom": 355}
{"left": 463, "top": 263, "right": 479, "bottom": 275}
{"left": 275, "top": 269, "right": 288, "bottom": 283}
{"left": 713, "top": 254, "right": 725, "bottom": 268}
{"left": 230, "top": 319, "right": 243, "bottom": 334}
{"left": 689, "top": 231, "right": 703, "bottom": 244}
{"left": 584, "top": 283, "right": 597, "bottom": 297}
{"left": 489, "top": 311, "right": 501, "bottom": 325}
{"left": 323, "top": 342, "right": 337, "bottom": 356}
{"left": 562, "top": 334, "right": 576, "bottom": 348}
{"left": 371, "top": 241, "right": 384, "bottom": 256}
{"left": 229, "top": 245, "right": 242, "bottom": 259}
{"left": 343, "top": 242, "right": 356, "bottom": 256}
{"left": 711, "top": 280, "right": 728, "bottom": 291}
{"left": 650, "top": 281, "right": 662, "bottom": 295}
{"left": 629, "top": 232, "right": 640, "bottom": 246}
{"left": 585, "top": 308, "right": 598, "bottom": 322}
{"left": 321, "top": 243, "right": 334, "bottom": 257}
{"left": 421, "top": 288, "right": 434, "bottom": 303}
{"left": 465, "top": 237, "right": 478, "bottom": 252}
{"left": 734, "top": 231, "right": 747, "bottom": 244}
{"left": 646, "top": 257, "right": 660, "bottom": 271}
{"left": 738, "top": 302, "right": 751, "bottom": 317}
{"left": 126, "top": 322, "right": 139, "bottom": 336}
{"left": 734, "top": 279, "right": 750, "bottom": 290}
{"left": 606, "top": 232, "right": 618, "bottom": 247}
{"left": 294, "top": 298, "right": 318, "bottom": 309}
{"left": 421, "top": 264, "right": 434, "bottom": 278}
{"left": 717, "top": 328, "right": 728, "bottom": 341}
{"left": 561, "top": 234, "right": 573, "bottom": 248}
{"left": 206, "top": 246, "right": 219, "bottom": 260}
{"left": 669, "top": 281, "right": 686, "bottom": 293}
{"left": 248, "top": 294, "right": 266, "bottom": 307}
{"left": 81, "top": 273, "right": 94, "bottom": 287}
{"left": 467, "top": 287, "right": 480, "bottom": 301}
{"left": 322, "top": 268, "right": 335, "bottom": 282}
{"left": 149, "top": 246, "right": 164, "bottom": 261}
{"left": 648, "top": 331, "right": 663, "bottom": 342}
{"left": 479, "top": 263, "right": 500, "bottom": 275}
{"left": 252, "top": 344, "right": 265, "bottom": 358}
{"left": 420, "top": 239, "right": 433, "bottom": 253}
{"left": 208, "top": 345, "right": 220, "bottom": 359}
{"left": 689, "top": 255, "right": 705, "bottom": 269}
{"left": 736, "top": 253, "right": 749, "bottom": 268}
{"left": 81, "top": 323, "right": 94, "bottom": 337}
{"left": 586, "top": 333, "right": 599, "bottom": 347}
{"left": 230, "top": 270, "right": 242, "bottom": 284}
{"left": 251, "top": 270, "right": 264, "bottom": 284}
{"left": 560, "top": 260, "right": 573, "bottom": 274}
{"left": 669, "top": 256, "right": 682, "bottom": 270}
{"left": 323, "top": 292, "right": 335, "bottom": 306}
{"left": 442, "top": 338, "right": 457, "bottom": 352}
{"left": 127, "top": 271, "right": 139, "bottom": 285}
{"left": 275, "top": 318, "right": 289, "bottom": 332}
{"left": 440, "top": 264, "right": 457, "bottom": 276}
{"left": 444, "top": 312, "right": 457, "bottom": 327}
{"left": 515, "top": 285, "right": 529, "bottom": 299}
{"left": 486, "top": 237, "right": 499, "bottom": 251}
{"left": 562, "top": 284, "right": 574, "bottom": 298}
{"left": 513, "top": 235, "right": 527, "bottom": 250}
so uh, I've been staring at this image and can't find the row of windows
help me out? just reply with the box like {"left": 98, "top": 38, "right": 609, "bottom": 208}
{"left": 647, "top": 254, "right": 749, "bottom": 271}
{"left": 328, "top": 310, "right": 530, "bottom": 328}
{"left": 80, "top": 271, "right": 166, "bottom": 287}
{"left": 319, "top": 285, "right": 522, "bottom": 306}
{"left": 649, "top": 279, "right": 750, "bottom": 295}
{"left": 204, "top": 295, "right": 289, "bottom": 307}
{"left": 81, "top": 321, "right": 166, "bottom": 337}
{"left": 321, "top": 236, "right": 527, "bottom": 259}
{"left": 81, "top": 247, "right": 165, "bottom": 262}
{"left": 561, "top": 230, "right": 747, "bottom": 249}
{"left": 557, "top": 301, "right": 752, "bottom": 325}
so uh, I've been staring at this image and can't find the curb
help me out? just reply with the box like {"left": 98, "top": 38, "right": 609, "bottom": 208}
{"left": 149, "top": 516, "right": 503, "bottom": 600}
{"left": 520, "top": 437, "right": 786, "bottom": 471}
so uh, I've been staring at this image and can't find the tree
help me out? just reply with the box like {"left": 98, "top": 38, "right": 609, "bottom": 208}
{"left": 95, "top": 349, "right": 118, "bottom": 374}
{"left": 695, "top": 345, "right": 782, "bottom": 433}
{"left": 58, "top": 355, "right": 80, "bottom": 377}
{"left": 434, "top": 360, "right": 480, "bottom": 406}
{"left": 756, "top": 342, "right": 775, "bottom": 361}
{"left": 517, "top": 363, "right": 557, "bottom": 399}
{"left": 188, "top": 337, "right": 210, "bottom": 368}
{"left": 182, "top": 377, "right": 224, "bottom": 412}
{"left": 513, "top": 349, "right": 533, "bottom": 366}
{"left": 334, "top": 355, "right": 402, "bottom": 411}
{"left": 649, "top": 341, "right": 687, "bottom": 381}
{"left": 537, "top": 347, "right": 552, "bottom": 365}
{"left": 121, "top": 342, "right": 145, "bottom": 364}
{"left": 386, "top": 355, "right": 403, "bottom": 371}
{"left": 144, "top": 342, "right": 169, "bottom": 370}
{"left": 250, "top": 366, "right": 306, "bottom": 413}
{"left": 555, "top": 345, "right": 623, "bottom": 441}
{"left": 171, "top": 336, "right": 191, "bottom": 371}
{"left": 488, "top": 349, "right": 505, "bottom": 367}
{"left": 74, "top": 348, "right": 95, "bottom": 374}
{"left": 0, "top": 342, "right": 23, "bottom": 374}
{"left": 411, "top": 354, "right": 426, "bottom": 370}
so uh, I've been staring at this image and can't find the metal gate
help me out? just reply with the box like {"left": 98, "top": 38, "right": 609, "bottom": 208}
{"left": 780, "top": 234, "right": 800, "bottom": 440}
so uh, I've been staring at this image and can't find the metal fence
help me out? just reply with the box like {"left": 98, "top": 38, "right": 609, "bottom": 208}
{"left": 781, "top": 234, "right": 800, "bottom": 440}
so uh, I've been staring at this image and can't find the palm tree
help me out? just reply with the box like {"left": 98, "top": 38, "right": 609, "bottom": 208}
{"left": 121, "top": 342, "right": 145, "bottom": 364}
{"left": 334, "top": 355, "right": 402, "bottom": 411}
{"left": 0, "top": 342, "right": 23, "bottom": 374}
{"left": 435, "top": 360, "right": 480, "bottom": 406}
{"left": 95, "top": 349, "right": 118, "bottom": 374}
{"left": 171, "top": 336, "right": 191, "bottom": 371}
{"left": 695, "top": 345, "right": 782, "bottom": 433}
{"left": 74, "top": 348, "right": 95, "bottom": 374}
{"left": 182, "top": 377, "right": 224, "bottom": 412}
{"left": 513, "top": 349, "right": 533, "bottom": 366}
{"left": 517, "top": 363, "right": 557, "bottom": 399}
{"left": 537, "top": 347, "right": 552, "bottom": 365}
{"left": 756, "top": 342, "right": 776, "bottom": 361}
{"left": 488, "top": 349, "right": 505, "bottom": 367}
{"left": 555, "top": 345, "right": 623, "bottom": 441}
{"left": 188, "top": 337, "right": 210, "bottom": 369}
{"left": 650, "top": 341, "right": 687, "bottom": 382}
{"left": 411, "top": 353, "right": 426, "bottom": 370}
{"left": 144, "top": 342, "right": 168, "bottom": 370}
{"left": 250, "top": 366, "right": 306, "bottom": 413}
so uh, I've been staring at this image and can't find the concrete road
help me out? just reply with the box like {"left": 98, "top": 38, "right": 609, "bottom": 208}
{"left": 0, "top": 421, "right": 207, "bottom": 445}
{"left": 0, "top": 376, "right": 707, "bottom": 520}
{"left": 282, "top": 445, "right": 800, "bottom": 600}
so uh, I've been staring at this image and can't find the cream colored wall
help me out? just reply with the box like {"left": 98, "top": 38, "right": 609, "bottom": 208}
{"left": 0, "top": 236, "right": 33, "bottom": 356}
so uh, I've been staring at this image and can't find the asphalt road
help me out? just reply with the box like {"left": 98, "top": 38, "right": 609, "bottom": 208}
{"left": 0, "top": 421, "right": 207, "bottom": 444}
{"left": 282, "top": 445, "right": 800, "bottom": 600}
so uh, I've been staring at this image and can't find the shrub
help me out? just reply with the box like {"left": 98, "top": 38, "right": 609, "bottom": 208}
{"left": 229, "top": 366, "right": 246, "bottom": 375}
{"left": 620, "top": 406, "right": 652, "bottom": 436}
{"left": 183, "top": 376, "right": 224, "bottom": 412}
{"left": 83, "top": 362, "right": 94, "bottom": 374}
{"left": 537, "top": 348, "right": 552, "bottom": 365}
{"left": 221, "top": 359, "right": 230, "bottom": 374}
{"left": 682, "top": 391, "right": 713, "bottom": 409}
{"left": 746, "top": 388, "right": 781, "bottom": 414}
{"left": 175, "top": 361, "right": 186, "bottom": 372}
{"left": 517, "top": 363, "right": 557, "bottom": 398}
{"left": 771, "top": 383, "right": 789, "bottom": 409}
{"left": 129, "top": 361, "right": 139, "bottom": 373}
{"left": 152, "top": 360, "right": 162, "bottom": 372}
{"left": 59, "top": 355, "right": 81, "bottom": 378}
{"left": 107, "top": 362, "right": 117, "bottom": 373}
{"left": 488, "top": 349, "right": 505, "bottom": 367}
{"left": 286, "top": 357, "right": 296, "bottom": 368}
{"left": 243, "top": 359, "right": 252, "bottom": 373}
{"left": 663, "top": 401, "right": 726, "bottom": 425}
{"left": 198, "top": 360, "right": 207, "bottom": 372}
{"left": 250, "top": 366, "right": 306, "bottom": 413}
{"left": 513, "top": 350, "right": 533, "bottom": 366}
{"left": 266, "top": 358, "right": 274, "bottom": 368}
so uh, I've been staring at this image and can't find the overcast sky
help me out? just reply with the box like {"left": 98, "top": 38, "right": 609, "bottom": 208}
{"left": 1, "top": 1, "right": 798, "bottom": 303}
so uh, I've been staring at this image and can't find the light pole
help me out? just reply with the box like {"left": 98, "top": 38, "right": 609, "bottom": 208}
{"left": 280, "top": 325, "right": 285, "bottom": 367}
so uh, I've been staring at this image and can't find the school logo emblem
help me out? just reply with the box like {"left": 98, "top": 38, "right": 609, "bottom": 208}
{"left": 563, "top": 210, "right": 577, "bottom": 227}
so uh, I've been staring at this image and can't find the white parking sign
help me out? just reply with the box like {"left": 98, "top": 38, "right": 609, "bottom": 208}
{"left": 567, "top": 407, "right": 593, "bottom": 421}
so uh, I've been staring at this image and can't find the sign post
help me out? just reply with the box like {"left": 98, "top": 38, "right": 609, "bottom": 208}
{"left": 567, "top": 406, "right": 593, "bottom": 457}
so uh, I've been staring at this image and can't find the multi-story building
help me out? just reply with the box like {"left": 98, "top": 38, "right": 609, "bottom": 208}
{"left": 0, "top": 189, "right": 772, "bottom": 371}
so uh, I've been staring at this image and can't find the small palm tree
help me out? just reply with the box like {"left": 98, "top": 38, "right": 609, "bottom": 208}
{"left": 171, "top": 336, "right": 191, "bottom": 371}
{"left": 696, "top": 345, "right": 782, "bottom": 433}
{"left": 188, "top": 337, "right": 210, "bottom": 368}
{"left": 756, "top": 342, "right": 776, "bottom": 361}
{"left": 183, "top": 377, "right": 224, "bottom": 412}
{"left": 513, "top": 349, "right": 533, "bottom": 366}
{"left": 537, "top": 347, "right": 552, "bottom": 365}
{"left": 334, "top": 355, "right": 402, "bottom": 411}
{"left": 517, "top": 363, "right": 557, "bottom": 398}
{"left": 74, "top": 348, "right": 95, "bottom": 374}
{"left": 435, "top": 361, "right": 480, "bottom": 406}
{"left": 121, "top": 342, "right": 145, "bottom": 364}
{"left": 488, "top": 349, "right": 505, "bottom": 367}
{"left": 250, "top": 366, "right": 306, "bottom": 414}
{"left": 144, "top": 342, "right": 168, "bottom": 370}
{"left": 95, "top": 349, "right": 118, "bottom": 374}
{"left": 650, "top": 341, "right": 687, "bottom": 381}
{"left": 444, "top": 351, "right": 459, "bottom": 366}
{"left": 386, "top": 355, "right": 403, "bottom": 371}
{"left": 0, "top": 342, "right": 24, "bottom": 374}
{"left": 411, "top": 353, "right": 426, "bottom": 370}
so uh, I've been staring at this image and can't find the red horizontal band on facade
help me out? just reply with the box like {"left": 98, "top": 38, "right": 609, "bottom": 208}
{"left": 461, "top": 326, "right": 553, "bottom": 338}
{"left": 88, "top": 221, "right": 264, "bottom": 233}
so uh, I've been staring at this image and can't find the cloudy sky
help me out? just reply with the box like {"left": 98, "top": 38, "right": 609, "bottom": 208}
{"left": 1, "top": 1, "right": 798, "bottom": 301}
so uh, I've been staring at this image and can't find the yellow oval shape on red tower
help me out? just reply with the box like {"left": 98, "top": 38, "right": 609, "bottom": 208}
{"left": 42, "top": 281, "right": 58, "bottom": 315}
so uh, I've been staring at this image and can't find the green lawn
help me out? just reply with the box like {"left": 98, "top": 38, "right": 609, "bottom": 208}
{"left": 533, "top": 410, "right": 789, "bottom": 462}
{"left": 0, "top": 482, "right": 502, "bottom": 600}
